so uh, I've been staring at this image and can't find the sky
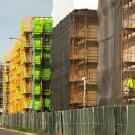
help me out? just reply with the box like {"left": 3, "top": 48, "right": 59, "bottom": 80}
{"left": 0, "top": 0, "right": 52, "bottom": 60}
{"left": 53, "top": 0, "right": 98, "bottom": 26}
{"left": 0, "top": 0, "right": 98, "bottom": 60}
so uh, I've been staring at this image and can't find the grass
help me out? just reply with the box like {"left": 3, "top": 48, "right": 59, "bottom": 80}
{"left": 3, "top": 126, "right": 48, "bottom": 135}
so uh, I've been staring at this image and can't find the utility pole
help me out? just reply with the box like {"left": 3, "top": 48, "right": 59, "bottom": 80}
{"left": 82, "top": 77, "right": 87, "bottom": 108}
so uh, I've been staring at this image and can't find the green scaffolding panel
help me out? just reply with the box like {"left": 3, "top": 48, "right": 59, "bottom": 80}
{"left": 42, "top": 69, "right": 52, "bottom": 81}
{"left": 34, "top": 38, "right": 41, "bottom": 51}
{"left": 34, "top": 69, "right": 40, "bottom": 80}
{"left": 44, "top": 18, "right": 53, "bottom": 33}
{"left": 34, "top": 83, "right": 41, "bottom": 95}
{"left": 44, "top": 45, "right": 51, "bottom": 53}
{"left": 44, "top": 99, "right": 51, "bottom": 109}
{"left": 44, "top": 54, "right": 51, "bottom": 60}
{"left": 43, "top": 54, "right": 51, "bottom": 65}
{"left": 44, "top": 90, "right": 51, "bottom": 96}
{"left": 33, "top": 17, "right": 52, "bottom": 112}
{"left": 35, "top": 53, "right": 41, "bottom": 65}
{"left": 33, "top": 18, "right": 45, "bottom": 34}
{"left": 43, "top": 45, "right": 51, "bottom": 60}
{"left": 34, "top": 99, "right": 41, "bottom": 111}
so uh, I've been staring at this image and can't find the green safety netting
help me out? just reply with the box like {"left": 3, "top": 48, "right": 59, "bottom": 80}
{"left": 44, "top": 40, "right": 52, "bottom": 47}
{"left": 43, "top": 54, "right": 51, "bottom": 65}
{"left": 32, "top": 17, "right": 52, "bottom": 112}
{"left": 43, "top": 45, "right": 51, "bottom": 63}
{"left": 35, "top": 53, "right": 41, "bottom": 65}
{"left": 34, "top": 106, "right": 40, "bottom": 111}
{"left": 34, "top": 34, "right": 41, "bottom": 39}
{"left": 34, "top": 99, "right": 40, "bottom": 111}
{"left": 44, "top": 45, "right": 51, "bottom": 53}
{"left": 33, "top": 18, "right": 45, "bottom": 34}
{"left": 34, "top": 38, "right": 41, "bottom": 50}
{"left": 44, "top": 18, "right": 53, "bottom": 33}
{"left": 42, "top": 69, "right": 52, "bottom": 81}
{"left": 43, "top": 54, "right": 51, "bottom": 59}
{"left": 34, "top": 69, "right": 40, "bottom": 80}
{"left": 44, "top": 90, "right": 51, "bottom": 96}
{"left": 34, "top": 83, "right": 40, "bottom": 95}
{"left": 44, "top": 99, "right": 51, "bottom": 108}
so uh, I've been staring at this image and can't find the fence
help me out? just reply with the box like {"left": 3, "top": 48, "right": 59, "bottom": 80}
{"left": 0, "top": 115, "right": 2, "bottom": 124}
{"left": 3, "top": 105, "right": 135, "bottom": 135}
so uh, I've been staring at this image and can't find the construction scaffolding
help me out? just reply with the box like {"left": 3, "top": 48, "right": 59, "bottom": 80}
{"left": 52, "top": 9, "right": 99, "bottom": 111}
{"left": 33, "top": 17, "right": 52, "bottom": 112}
{"left": 20, "top": 18, "right": 33, "bottom": 112}
{"left": 98, "top": 0, "right": 135, "bottom": 105}
{"left": 8, "top": 32, "right": 33, "bottom": 114}
{"left": 70, "top": 10, "right": 99, "bottom": 108}
{"left": 122, "top": 0, "right": 135, "bottom": 104}
{"left": 3, "top": 55, "right": 9, "bottom": 114}
{"left": 0, "top": 63, "right": 3, "bottom": 115}
{"left": 6, "top": 17, "right": 53, "bottom": 114}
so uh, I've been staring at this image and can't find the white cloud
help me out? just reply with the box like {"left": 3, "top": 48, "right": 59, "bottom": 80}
{"left": 52, "top": 0, "right": 98, "bottom": 26}
{"left": 73, "top": 0, "right": 98, "bottom": 9}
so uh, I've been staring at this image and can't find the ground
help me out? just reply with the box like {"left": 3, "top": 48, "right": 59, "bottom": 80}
{"left": 0, "top": 128, "right": 27, "bottom": 135}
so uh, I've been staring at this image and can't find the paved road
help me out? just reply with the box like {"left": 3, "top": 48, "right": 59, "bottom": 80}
{"left": 0, "top": 128, "right": 25, "bottom": 135}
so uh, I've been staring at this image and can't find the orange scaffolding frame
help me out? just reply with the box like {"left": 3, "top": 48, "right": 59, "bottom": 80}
{"left": 122, "top": 0, "right": 135, "bottom": 104}
{"left": 70, "top": 11, "right": 99, "bottom": 108}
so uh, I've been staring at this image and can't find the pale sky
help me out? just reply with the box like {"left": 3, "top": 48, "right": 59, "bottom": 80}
{"left": 0, "top": 0, "right": 98, "bottom": 60}
{"left": 52, "top": 0, "right": 98, "bottom": 26}
{"left": 0, "top": 0, "right": 52, "bottom": 60}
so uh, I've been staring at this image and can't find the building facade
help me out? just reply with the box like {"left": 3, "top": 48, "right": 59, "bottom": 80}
{"left": 52, "top": 9, "right": 99, "bottom": 110}
{"left": 3, "top": 17, "right": 53, "bottom": 114}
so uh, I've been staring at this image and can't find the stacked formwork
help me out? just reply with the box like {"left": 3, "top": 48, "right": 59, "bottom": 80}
{"left": 7, "top": 17, "right": 52, "bottom": 114}
{"left": 122, "top": 0, "right": 135, "bottom": 103}
{"left": 52, "top": 9, "right": 99, "bottom": 110}
{"left": 3, "top": 55, "right": 10, "bottom": 114}
{"left": 0, "top": 63, "right": 3, "bottom": 114}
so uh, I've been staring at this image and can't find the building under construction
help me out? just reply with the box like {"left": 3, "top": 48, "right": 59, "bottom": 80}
{"left": 3, "top": 55, "right": 9, "bottom": 114}
{"left": 3, "top": 17, "right": 52, "bottom": 114}
{"left": 98, "top": 0, "right": 135, "bottom": 105}
{"left": 122, "top": 0, "right": 135, "bottom": 104}
{"left": 0, "top": 63, "right": 3, "bottom": 115}
{"left": 52, "top": 9, "right": 99, "bottom": 111}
